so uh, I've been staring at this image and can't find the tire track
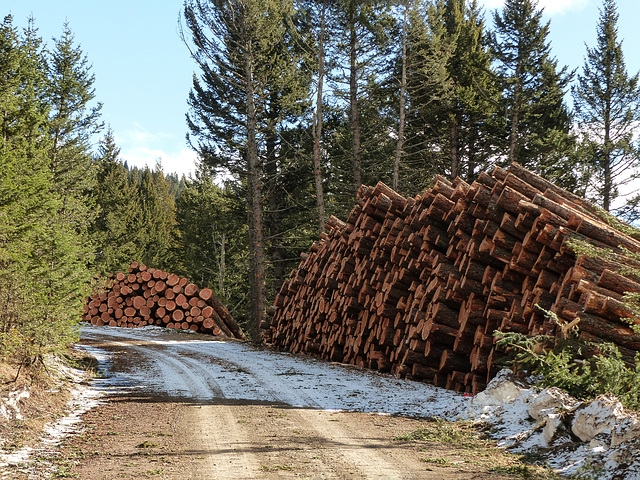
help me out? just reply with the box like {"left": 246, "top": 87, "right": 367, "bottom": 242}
{"left": 78, "top": 327, "right": 461, "bottom": 479}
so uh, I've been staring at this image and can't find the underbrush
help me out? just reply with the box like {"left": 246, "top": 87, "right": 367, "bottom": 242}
{"left": 0, "top": 349, "right": 97, "bottom": 458}
{"left": 495, "top": 328, "right": 640, "bottom": 411}
{"left": 394, "top": 417, "right": 559, "bottom": 479}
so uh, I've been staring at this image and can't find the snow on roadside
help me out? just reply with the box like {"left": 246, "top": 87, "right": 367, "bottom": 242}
{"left": 463, "top": 370, "right": 640, "bottom": 480}
{"left": 0, "top": 345, "right": 124, "bottom": 477}
{"left": 80, "top": 324, "right": 469, "bottom": 419}
{"left": 4, "top": 324, "right": 640, "bottom": 480}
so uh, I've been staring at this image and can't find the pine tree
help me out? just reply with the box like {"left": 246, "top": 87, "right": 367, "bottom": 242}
{"left": 0, "top": 16, "right": 79, "bottom": 361}
{"left": 48, "top": 23, "right": 103, "bottom": 212}
{"left": 37, "top": 22, "right": 104, "bottom": 347}
{"left": 392, "top": 0, "right": 410, "bottom": 191}
{"left": 572, "top": 0, "right": 640, "bottom": 213}
{"left": 328, "top": 0, "right": 396, "bottom": 197}
{"left": 91, "top": 129, "right": 142, "bottom": 274}
{"left": 304, "top": 0, "right": 328, "bottom": 233}
{"left": 398, "top": 0, "right": 455, "bottom": 193}
{"left": 491, "top": 0, "right": 574, "bottom": 174}
{"left": 422, "top": 0, "right": 500, "bottom": 181}
{"left": 132, "top": 164, "right": 177, "bottom": 270}
{"left": 28, "top": 21, "right": 104, "bottom": 356}
{"left": 174, "top": 163, "right": 250, "bottom": 326}
{"left": 182, "top": 0, "right": 313, "bottom": 338}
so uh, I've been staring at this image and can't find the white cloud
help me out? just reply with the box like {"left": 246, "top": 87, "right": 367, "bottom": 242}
{"left": 114, "top": 124, "right": 198, "bottom": 177}
{"left": 478, "top": 0, "right": 589, "bottom": 16}
{"left": 120, "top": 145, "right": 198, "bottom": 177}
{"left": 117, "top": 123, "right": 173, "bottom": 146}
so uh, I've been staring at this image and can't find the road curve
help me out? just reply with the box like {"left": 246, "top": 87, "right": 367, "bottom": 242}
{"left": 78, "top": 325, "right": 469, "bottom": 479}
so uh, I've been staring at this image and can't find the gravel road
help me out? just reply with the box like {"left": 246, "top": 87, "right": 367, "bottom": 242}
{"left": 6, "top": 326, "right": 526, "bottom": 479}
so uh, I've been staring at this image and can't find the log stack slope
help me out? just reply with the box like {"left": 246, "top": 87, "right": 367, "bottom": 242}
{"left": 262, "top": 162, "right": 640, "bottom": 394}
{"left": 84, "top": 262, "right": 245, "bottom": 340}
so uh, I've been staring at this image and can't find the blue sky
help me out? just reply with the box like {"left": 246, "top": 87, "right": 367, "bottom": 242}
{"left": 4, "top": 0, "right": 640, "bottom": 177}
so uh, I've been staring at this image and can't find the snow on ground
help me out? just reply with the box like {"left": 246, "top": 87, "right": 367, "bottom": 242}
{"left": 463, "top": 370, "right": 640, "bottom": 480}
{"left": 79, "top": 325, "right": 469, "bottom": 419}
{"left": 3, "top": 324, "right": 640, "bottom": 479}
{"left": 0, "top": 353, "right": 113, "bottom": 477}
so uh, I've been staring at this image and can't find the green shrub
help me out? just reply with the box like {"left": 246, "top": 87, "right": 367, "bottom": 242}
{"left": 495, "top": 330, "right": 640, "bottom": 410}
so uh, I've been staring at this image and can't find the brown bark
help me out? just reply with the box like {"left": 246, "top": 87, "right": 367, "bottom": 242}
{"left": 349, "top": 4, "right": 361, "bottom": 195}
{"left": 313, "top": 0, "right": 327, "bottom": 234}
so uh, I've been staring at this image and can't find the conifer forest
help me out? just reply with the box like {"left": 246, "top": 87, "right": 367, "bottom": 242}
{"left": 2, "top": 0, "right": 640, "bottom": 365}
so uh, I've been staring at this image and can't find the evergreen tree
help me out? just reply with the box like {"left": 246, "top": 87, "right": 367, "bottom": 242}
{"left": 91, "top": 129, "right": 142, "bottom": 274}
{"left": 32, "top": 22, "right": 103, "bottom": 357}
{"left": 421, "top": 0, "right": 499, "bottom": 182}
{"left": 392, "top": 0, "right": 410, "bottom": 191}
{"left": 300, "top": 0, "right": 329, "bottom": 233}
{"left": 491, "top": 0, "right": 574, "bottom": 175}
{"left": 182, "top": 0, "right": 313, "bottom": 338}
{"left": 398, "top": 0, "right": 455, "bottom": 193}
{"left": 328, "top": 0, "right": 396, "bottom": 198}
{"left": 174, "top": 163, "right": 250, "bottom": 326}
{"left": 572, "top": 0, "right": 640, "bottom": 213}
{"left": 131, "top": 164, "right": 178, "bottom": 270}
{"left": 0, "top": 16, "right": 80, "bottom": 362}
{"left": 47, "top": 23, "right": 102, "bottom": 216}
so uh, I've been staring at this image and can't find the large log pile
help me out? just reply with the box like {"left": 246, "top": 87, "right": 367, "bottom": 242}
{"left": 83, "top": 262, "right": 246, "bottom": 340}
{"left": 262, "top": 162, "right": 640, "bottom": 394}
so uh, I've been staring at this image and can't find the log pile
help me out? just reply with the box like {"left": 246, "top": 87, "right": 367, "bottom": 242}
{"left": 83, "top": 262, "right": 246, "bottom": 340}
{"left": 262, "top": 162, "right": 640, "bottom": 394}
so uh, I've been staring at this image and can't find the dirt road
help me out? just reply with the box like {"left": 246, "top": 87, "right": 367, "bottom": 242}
{"left": 32, "top": 327, "right": 538, "bottom": 479}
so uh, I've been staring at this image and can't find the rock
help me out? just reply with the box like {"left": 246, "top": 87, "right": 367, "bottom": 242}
{"left": 528, "top": 387, "right": 580, "bottom": 421}
{"left": 571, "top": 395, "right": 625, "bottom": 443}
{"left": 526, "top": 387, "right": 581, "bottom": 446}
{"left": 543, "top": 413, "right": 566, "bottom": 446}
{"left": 472, "top": 369, "right": 528, "bottom": 407}
{"left": 611, "top": 415, "right": 640, "bottom": 447}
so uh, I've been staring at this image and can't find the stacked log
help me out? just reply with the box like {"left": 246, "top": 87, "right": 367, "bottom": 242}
{"left": 83, "top": 262, "right": 245, "bottom": 340}
{"left": 262, "top": 162, "right": 640, "bottom": 394}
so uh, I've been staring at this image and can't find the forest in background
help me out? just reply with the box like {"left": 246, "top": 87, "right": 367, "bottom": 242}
{"left": 1, "top": 0, "right": 640, "bottom": 366}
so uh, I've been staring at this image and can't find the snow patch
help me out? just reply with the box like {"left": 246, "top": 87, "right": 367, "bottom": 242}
{"left": 0, "top": 389, "right": 29, "bottom": 422}
{"left": 464, "top": 369, "right": 640, "bottom": 479}
{"left": 0, "top": 343, "right": 125, "bottom": 476}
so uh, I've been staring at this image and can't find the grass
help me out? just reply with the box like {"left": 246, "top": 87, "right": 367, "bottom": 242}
{"left": 490, "top": 464, "right": 539, "bottom": 478}
{"left": 53, "top": 461, "right": 80, "bottom": 478}
{"left": 394, "top": 418, "right": 481, "bottom": 449}
{"left": 395, "top": 418, "right": 560, "bottom": 480}
{"left": 136, "top": 441, "right": 159, "bottom": 449}
{"left": 422, "top": 457, "right": 453, "bottom": 466}
{"left": 260, "top": 464, "right": 295, "bottom": 472}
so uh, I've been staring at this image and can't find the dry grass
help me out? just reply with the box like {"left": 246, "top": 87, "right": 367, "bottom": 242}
{"left": 394, "top": 418, "right": 560, "bottom": 479}
{"left": 0, "top": 349, "right": 96, "bottom": 454}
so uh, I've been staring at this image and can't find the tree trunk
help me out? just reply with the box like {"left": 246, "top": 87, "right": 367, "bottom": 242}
{"left": 265, "top": 94, "right": 286, "bottom": 288}
{"left": 349, "top": 7, "right": 362, "bottom": 196}
{"left": 313, "top": 0, "right": 327, "bottom": 234}
{"left": 466, "top": 126, "right": 478, "bottom": 183}
{"left": 603, "top": 96, "right": 612, "bottom": 211}
{"left": 218, "top": 232, "right": 226, "bottom": 300}
{"left": 393, "top": 5, "right": 408, "bottom": 192}
{"left": 508, "top": 60, "right": 522, "bottom": 164}
{"left": 245, "top": 44, "right": 266, "bottom": 341}
{"left": 449, "top": 119, "right": 459, "bottom": 180}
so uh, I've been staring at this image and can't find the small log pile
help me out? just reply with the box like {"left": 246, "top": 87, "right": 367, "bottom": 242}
{"left": 262, "top": 162, "right": 640, "bottom": 394}
{"left": 83, "top": 262, "right": 246, "bottom": 340}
